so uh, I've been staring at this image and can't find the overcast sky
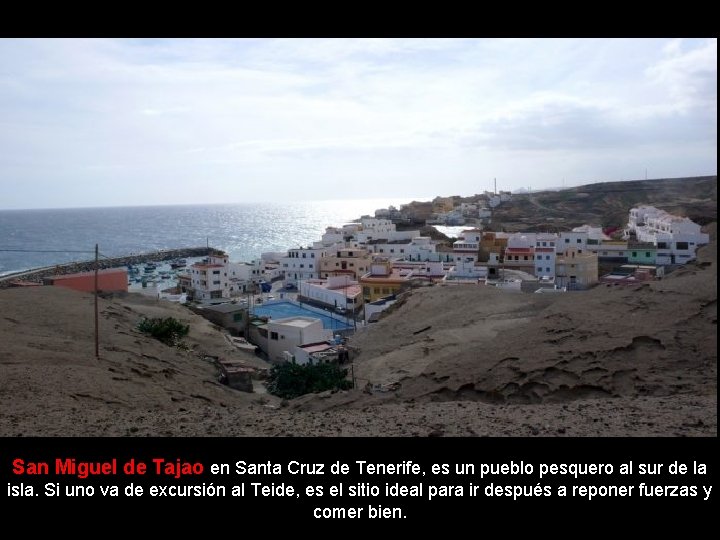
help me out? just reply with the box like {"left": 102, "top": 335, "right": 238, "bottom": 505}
{"left": 0, "top": 38, "right": 716, "bottom": 210}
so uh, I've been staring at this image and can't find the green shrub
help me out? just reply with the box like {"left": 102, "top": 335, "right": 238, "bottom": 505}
{"left": 266, "top": 362, "right": 352, "bottom": 399}
{"left": 138, "top": 317, "right": 189, "bottom": 347}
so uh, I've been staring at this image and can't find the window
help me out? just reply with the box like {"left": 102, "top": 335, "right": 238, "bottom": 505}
{"left": 335, "top": 263, "right": 339, "bottom": 267}
{"left": 311, "top": 253, "right": 315, "bottom": 258}
{"left": 523, "top": 256, "right": 528, "bottom": 260}
{"left": 213, "top": 270, "right": 220, "bottom": 275}
{"left": 400, "top": 249, "right": 404, "bottom": 253}
{"left": 565, "top": 239, "right": 570, "bottom": 243}
{"left": 213, "top": 280, "right": 220, "bottom": 285}
{"left": 302, "top": 253, "right": 306, "bottom": 258}
{"left": 270, "top": 332, "right": 278, "bottom": 341}
{"left": 646, "top": 252, "right": 651, "bottom": 257}
{"left": 542, "top": 242, "right": 547, "bottom": 247}
{"left": 546, "top": 256, "right": 550, "bottom": 260}
{"left": 577, "top": 239, "right": 582, "bottom": 243}
{"left": 309, "top": 264, "right": 313, "bottom": 268}
{"left": 676, "top": 242, "right": 689, "bottom": 250}
{"left": 632, "top": 252, "right": 637, "bottom": 257}
{"left": 233, "top": 313, "right": 243, "bottom": 322}
{"left": 550, "top": 242, "right": 555, "bottom": 247}
{"left": 546, "top": 268, "right": 550, "bottom": 273}
{"left": 350, "top": 263, "right": 354, "bottom": 267}
{"left": 537, "top": 267, "right": 542, "bottom": 273}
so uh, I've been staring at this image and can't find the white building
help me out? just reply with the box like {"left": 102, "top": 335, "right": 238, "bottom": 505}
{"left": 534, "top": 233, "right": 558, "bottom": 279}
{"left": 280, "top": 246, "right": 328, "bottom": 286}
{"left": 446, "top": 259, "right": 488, "bottom": 280}
{"left": 355, "top": 217, "right": 420, "bottom": 243}
{"left": 626, "top": 206, "right": 709, "bottom": 264}
{"left": 292, "top": 342, "right": 341, "bottom": 365}
{"left": 392, "top": 260, "right": 447, "bottom": 281}
{"left": 366, "top": 236, "right": 438, "bottom": 261}
{"left": 573, "top": 224, "right": 607, "bottom": 243}
{"left": 261, "top": 317, "right": 333, "bottom": 364}
{"left": 558, "top": 231, "right": 590, "bottom": 253}
{"left": 188, "top": 253, "right": 230, "bottom": 302}
{"left": 406, "top": 236, "right": 439, "bottom": 261}
{"left": 227, "top": 261, "right": 255, "bottom": 296}
{"left": 452, "top": 238, "right": 480, "bottom": 264}
{"left": 299, "top": 276, "right": 363, "bottom": 313}
{"left": 459, "top": 228, "right": 483, "bottom": 243}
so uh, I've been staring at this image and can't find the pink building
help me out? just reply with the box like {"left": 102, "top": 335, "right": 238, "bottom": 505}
{"left": 44, "top": 268, "right": 128, "bottom": 293}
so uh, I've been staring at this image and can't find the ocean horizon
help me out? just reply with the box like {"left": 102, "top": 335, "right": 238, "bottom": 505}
{"left": 0, "top": 198, "right": 424, "bottom": 276}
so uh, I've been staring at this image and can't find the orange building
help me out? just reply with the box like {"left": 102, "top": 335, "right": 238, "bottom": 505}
{"left": 359, "top": 258, "right": 413, "bottom": 302}
{"left": 44, "top": 268, "right": 128, "bottom": 293}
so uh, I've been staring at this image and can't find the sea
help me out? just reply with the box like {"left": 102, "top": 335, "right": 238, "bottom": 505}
{"left": 0, "top": 199, "right": 420, "bottom": 276}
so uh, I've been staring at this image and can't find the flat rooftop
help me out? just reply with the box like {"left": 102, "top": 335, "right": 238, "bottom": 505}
{"left": 298, "top": 342, "right": 335, "bottom": 354}
{"left": 273, "top": 317, "right": 316, "bottom": 328}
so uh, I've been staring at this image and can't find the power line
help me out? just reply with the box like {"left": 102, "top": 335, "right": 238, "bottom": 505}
{"left": 0, "top": 248, "right": 96, "bottom": 253}
{"left": 1, "top": 249, "right": 127, "bottom": 262}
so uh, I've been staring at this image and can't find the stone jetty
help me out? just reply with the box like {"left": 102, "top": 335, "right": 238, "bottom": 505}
{"left": 0, "top": 247, "right": 225, "bottom": 288}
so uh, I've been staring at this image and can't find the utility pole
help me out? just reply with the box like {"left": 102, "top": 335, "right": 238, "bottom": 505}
{"left": 94, "top": 243, "right": 99, "bottom": 359}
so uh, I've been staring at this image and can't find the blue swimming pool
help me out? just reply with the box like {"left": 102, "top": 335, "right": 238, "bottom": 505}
{"left": 251, "top": 301, "right": 352, "bottom": 331}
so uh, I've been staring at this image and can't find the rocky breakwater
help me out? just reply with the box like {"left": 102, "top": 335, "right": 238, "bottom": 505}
{"left": 0, "top": 247, "right": 224, "bottom": 288}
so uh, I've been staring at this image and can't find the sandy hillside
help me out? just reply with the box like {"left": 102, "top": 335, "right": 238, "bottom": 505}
{"left": 0, "top": 228, "right": 715, "bottom": 437}
{"left": 0, "top": 287, "right": 272, "bottom": 436}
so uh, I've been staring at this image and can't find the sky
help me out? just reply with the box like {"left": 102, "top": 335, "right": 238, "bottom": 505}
{"left": 0, "top": 38, "right": 716, "bottom": 210}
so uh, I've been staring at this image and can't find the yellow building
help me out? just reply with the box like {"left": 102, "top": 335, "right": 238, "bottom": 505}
{"left": 359, "top": 258, "right": 413, "bottom": 302}
{"left": 432, "top": 196, "right": 455, "bottom": 213}
{"left": 555, "top": 248, "right": 598, "bottom": 289}
{"left": 479, "top": 231, "right": 509, "bottom": 262}
{"left": 319, "top": 247, "right": 373, "bottom": 280}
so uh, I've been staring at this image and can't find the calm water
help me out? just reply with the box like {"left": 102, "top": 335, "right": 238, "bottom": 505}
{"left": 0, "top": 199, "right": 414, "bottom": 276}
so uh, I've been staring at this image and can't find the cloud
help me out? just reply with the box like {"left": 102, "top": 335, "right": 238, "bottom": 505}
{"left": 646, "top": 38, "right": 717, "bottom": 112}
{"left": 0, "top": 38, "right": 716, "bottom": 209}
{"left": 464, "top": 92, "right": 715, "bottom": 153}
